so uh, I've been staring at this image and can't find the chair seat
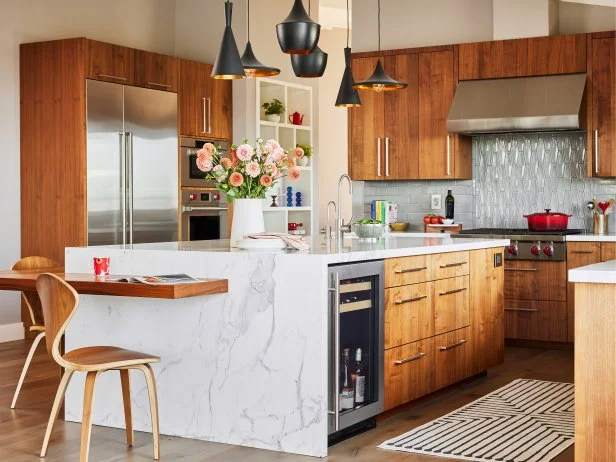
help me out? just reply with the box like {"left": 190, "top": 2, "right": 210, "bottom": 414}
{"left": 62, "top": 346, "right": 160, "bottom": 371}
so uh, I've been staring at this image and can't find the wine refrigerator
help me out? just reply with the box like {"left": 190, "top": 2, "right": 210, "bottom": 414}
{"left": 328, "top": 260, "right": 384, "bottom": 444}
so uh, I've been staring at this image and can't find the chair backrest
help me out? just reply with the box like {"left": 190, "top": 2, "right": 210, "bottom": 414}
{"left": 12, "top": 256, "right": 61, "bottom": 327}
{"left": 36, "top": 273, "right": 79, "bottom": 365}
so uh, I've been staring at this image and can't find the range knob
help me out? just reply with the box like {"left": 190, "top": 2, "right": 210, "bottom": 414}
{"left": 543, "top": 242, "right": 554, "bottom": 257}
{"left": 189, "top": 193, "right": 198, "bottom": 200}
{"left": 530, "top": 243, "right": 541, "bottom": 256}
{"left": 507, "top": 242, "right": 518, "bottom": 256}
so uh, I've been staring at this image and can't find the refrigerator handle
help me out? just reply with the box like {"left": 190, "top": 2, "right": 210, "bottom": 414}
{"left": 328, "top": 272, "right": 341, "bottom": 432}
{"left": 127, "top": 132, "right": 134, "bottom": 245}
{"left": 119, "top": 132, "right": 127, "bottom": 246}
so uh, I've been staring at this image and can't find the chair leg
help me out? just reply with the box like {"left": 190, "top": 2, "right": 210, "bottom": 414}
{"left": 137, "top": 364, "right": 160, "bottom": 460}
{"left": 40, "top": 368, "right": 74, "bottom": 457}
{"left": 11, "top": 331, "right": 45, "bottom": 409}
{"left": 119, "top": 369, "right": 134, "bottom": 446}
{"left": 80, "top": 370, "right": 101, "bottom": 462}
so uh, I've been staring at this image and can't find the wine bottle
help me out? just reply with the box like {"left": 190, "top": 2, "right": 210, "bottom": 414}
{"left": 445, "top": 189, "right": 455, "bottom": 220}
{"left": 354, "top": 348, "right": 366, "bottom": 405}
{"left": 340, "top": 348, "right": 355, "bottom": 410}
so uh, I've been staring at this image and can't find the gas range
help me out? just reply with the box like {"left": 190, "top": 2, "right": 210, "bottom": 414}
{"left": 457, "top": 228, "right": 585, "bottom": 261}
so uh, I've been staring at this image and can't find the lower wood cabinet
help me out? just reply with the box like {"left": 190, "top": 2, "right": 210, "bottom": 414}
{"left": 504, "top": 260, "right": 567, "bottom": 302}
{"left": 385, "top": 283, "right": 433, "bottom": 349}
{"left": 504, "top": 299, "right": 568, "bottom": 342}
{"left": 434, "top": 327, "right": 472, "bottom": 390}
{"left": 433, "top": 275, "right": 470, "bottom": 335}
{"left": 384, "top": 339, "right": 434, "bottom": 411}
{"left": 602, "top": 242, "right": 616, "bottom": 262}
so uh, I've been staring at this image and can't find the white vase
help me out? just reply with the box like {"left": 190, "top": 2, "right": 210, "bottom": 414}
{"left": 266, "top": 114, "right": 280, "bottom": 123}
{"left": 297, "top": 156, "right": 309, "bottom": 167}
{"left": 230, "top": 198, "right": 265, "bottom": 247}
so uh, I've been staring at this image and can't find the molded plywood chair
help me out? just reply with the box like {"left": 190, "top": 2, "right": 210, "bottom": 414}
{"left": 11, "top": 256, "right": 60, "bottom": 409}
{"left": 37, "top": 273, "right": 161, "bottom": 461}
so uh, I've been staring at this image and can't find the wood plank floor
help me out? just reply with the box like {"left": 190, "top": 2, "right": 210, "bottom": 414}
{"left": 0, "top": 339, "right": 573, "bottom": 461}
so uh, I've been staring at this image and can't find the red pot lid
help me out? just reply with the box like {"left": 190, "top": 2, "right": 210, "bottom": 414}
{"left": 524, "top": 209, "right": 572, "bottom": 218}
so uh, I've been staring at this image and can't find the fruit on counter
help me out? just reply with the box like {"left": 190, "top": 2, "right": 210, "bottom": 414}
{"left": 423, "top": 214, "right": 445, "bottom": 224}
{"left": 423, "top": 216, "right": 431, "bottom": 224}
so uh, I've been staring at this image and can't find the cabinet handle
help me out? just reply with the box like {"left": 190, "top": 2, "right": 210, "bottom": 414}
{"left": 594, "top": 129, "right": 599, "bottom": 175}
{"left": 439, "top": 339, "right": 467, "bottom": 351}
{"left": 504, "top": 268, "right": 537, "bottom": 272}
{"left": 385, "top": 137, "right": 390, "bottom": 177}
{"left": 207, "top": 97, "right": 212, "bottom": 134}
{"left": 202, "top": 98, "right": 206, "bottom": 134}
{"left": 377, "top": 138, "right": 381, "bottom": 177}
{"left": 147, "top": 82, "right": 171, "bottom": 88}
{"left": 394, "top": 295, "right": 427, "bottom": 305}
{"left": 395, "top": 266, "right": 427, "bottom": 274}
{"left": 571, "top": 250, "right": 595, "bottom": 254}
{"left": 97, "top": 74, "right": 127, "bottom": 81}
{"left": 395, "top": 352, "right": 426, "bottom": 365}
{"left": 439, "top": 287, "right": 467, "bottom": 296}
{"left": 440, "top": 262, "right": 466, "bottom": 268}
{"left": 505, "top": 307, "right": 539, "bottom": 312}
{"left": 446, "top": 134, "right": 451, "bottom": 176}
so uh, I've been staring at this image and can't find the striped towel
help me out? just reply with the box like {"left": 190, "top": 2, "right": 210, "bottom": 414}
{"left": 246, "top": 232, "right": 310, "bottom": 251}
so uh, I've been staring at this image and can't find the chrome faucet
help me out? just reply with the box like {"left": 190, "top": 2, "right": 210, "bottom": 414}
{"left": 326, "top": 201, "right": 337, "bottom": 240}
{"left": 337, "top": 174, "right": 353, "bottom": 241}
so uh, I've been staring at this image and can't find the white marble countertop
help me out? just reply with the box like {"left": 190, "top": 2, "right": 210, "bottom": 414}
{"left": 566, "top": 232, "right": 616, "bottom": 242}
{"left": 86, "top": 235, "right": 510, "bottom": 264}
{"left": 569, "top": 260, "right": 616, "bottom": 284}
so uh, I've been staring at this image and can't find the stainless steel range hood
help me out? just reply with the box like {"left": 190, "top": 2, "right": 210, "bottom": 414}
{"left": 447, "top": 73, "right": 587, "bottom": 134}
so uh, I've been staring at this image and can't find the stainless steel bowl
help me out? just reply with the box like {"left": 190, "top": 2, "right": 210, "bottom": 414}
{"left": 352, "top": 223, "right": 387, "bottom": 240}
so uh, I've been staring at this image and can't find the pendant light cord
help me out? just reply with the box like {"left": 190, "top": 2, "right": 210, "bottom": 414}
{"left": 346, "top": 0, "right": 349, "bottom": 47}
{"left": 308, "top": 0, "right": 311, "bottom": 16}
{"left": 247, "top": 0, "right": 250, "bottom": 40}
{"left": 377, "top": 0, "right": 381, "bottom": 53}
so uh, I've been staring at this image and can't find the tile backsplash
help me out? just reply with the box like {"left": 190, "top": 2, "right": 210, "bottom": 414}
{"left": 361, "top": 132, "right": 616, "bottom": 231}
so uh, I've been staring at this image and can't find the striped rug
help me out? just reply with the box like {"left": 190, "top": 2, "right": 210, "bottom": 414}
{"left": 378, "top": 379, "right": 574, "bottom": 462}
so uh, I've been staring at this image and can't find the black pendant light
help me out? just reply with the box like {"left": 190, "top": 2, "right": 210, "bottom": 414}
{"left": 276, "top": 0, "right": 321, "bottom": 54}
{"left": 335, "top": 0, "right": 361, "bottom": 107}
{"left": 241, "top": 0, "right": 280, "bottom": 77}
{"left": 291, "top": 0, "right": 327, "bottom": 77}
{"left": 212, "top": 1, "right": 246, "bottom": 80}
{"left": 353, "top": 0, "right": 407, "bottom": 92}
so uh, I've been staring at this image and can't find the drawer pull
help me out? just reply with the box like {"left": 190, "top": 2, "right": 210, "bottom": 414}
{"left": 439, "top": 287, "right": 467, "bottom": 296}
{"left": 395, "top": 295, "right": 427, "bottom": 305}
{"left": 505, "top": 307, "right": 539, "bottom": 312}
{"left": 440, "top": 262, "right": 467, "bottom": 268}
{"left": 571, "top": 250, "right": 594, "bottom": 254}
{"left": 395, "top": 266, "right": 427, "bottom": 274}
{"left": 394, "top": 352, "right": 426, "bottom": 365}
{"left": 97, "top": 73, "right": 127, "bottom": 81}
{"left": 504, "top": 268, "right": 537, "bottom": 272}
{"left": 439, "top": 339, "right": 467, "bottom": 351}
{"left": 147, "top": 82, "right": 171, "bottom": 88}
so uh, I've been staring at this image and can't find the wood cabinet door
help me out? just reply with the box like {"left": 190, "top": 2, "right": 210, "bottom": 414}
{"left": 207, "top": 77, "right": 233, "bottom": 140}
{"left": 385, "top": 283, "right": 433, "bottom": 349}
{"left": 504, "top": 299, "right": 568, "bottom": 342}
{"left": 383, "top": 54, "right": 419, "bottom": 179}
{"left": 591, "top": 36, "right": 616, "bottom": 177}
{"left": 504, "top": 260, "right": 567, "bottom": 301}
{"left": 433, "top": 276, "right": 470, "bottom": 335}
{"left": 418, "top": 51, "right": 455, "bottom": 179}
{"left": 134, "top": 50, "right": 179, "bottom": 92}
{"left": 433, "top": 327, "right": 471, "bottom": 390}
{"left": 526, "top": 34, "right": 586, "bottom": 76}
{"left": 602, "top": 242, "right": 616, "bottom": 262}
{"left": 349, "top": 57, "right": 384, "bottom": 180}
{"left": 87, "top": 40, "right": 134, "bottom": 85}
{"left": 458, "top": 39, "right": 528, "bottom": 80}
{"left": 567, "top": 242, "right": 601, "bottom": 342}
{"left": 179, "top": 59, "right": 208, "bottom": 137}
{"left": 385, "top": 255, "right": 428, "bottom": 288}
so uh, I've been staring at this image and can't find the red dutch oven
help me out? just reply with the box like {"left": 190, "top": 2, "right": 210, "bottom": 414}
{"left": 523, "top": 209, "right": 572, "bottom": 231}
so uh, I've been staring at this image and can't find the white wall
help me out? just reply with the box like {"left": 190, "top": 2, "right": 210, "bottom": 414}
{"left": 559, "top": 1, "right": 616, "bottom": 33}
{"left": 0, "top": 0, "right": 176, "bottom": 329}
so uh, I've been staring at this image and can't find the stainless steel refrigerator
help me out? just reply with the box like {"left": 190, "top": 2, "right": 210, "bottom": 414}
{"left": 86, "top": 79, "right": 178, "bottom": 246}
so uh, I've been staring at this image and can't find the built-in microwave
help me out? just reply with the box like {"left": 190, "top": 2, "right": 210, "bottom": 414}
{"left": 180, "top": 137, "right": 228, "bottom": 188}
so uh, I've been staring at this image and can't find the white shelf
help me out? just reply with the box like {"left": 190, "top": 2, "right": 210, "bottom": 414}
{"left": 259, "top": 120, "right": 312, "bottom": 131}
{"left": 263, "top": 206, "right": 312, "bottom": 212}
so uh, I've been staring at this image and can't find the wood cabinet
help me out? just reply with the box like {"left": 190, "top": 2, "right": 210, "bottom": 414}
{"left": 429, "top": 251, "right": 470, "bottom": 281}
{"left": 385, "top": 283, "right": 433, "bottom": 349}
{"left": 434, "top": 327, "right": 472, "bottom": 390}
{"left": 385, "top": 255, "right": 428, "bottom": 287}
{"left": 135, "top": 50, "right": 179, "bottom": 92}
{"left": 504, "top": 260, "right": 567, "bottom": 301}
{"left": 458, "top": 34, "right": 587, "bottom": 80}
{"left": 179, "top": 59, "right": 232, "bottom": 140}
{"left": 504, "top": 299, "right": 568, "bottom": 342}
{"left": 433, "top": 276, "right": 470, "bottom": 335}
{"left": 87, "top": 40, "right": 134, "bottom": 85}
{"left": 567, "top": 242, "right": 601, "bottom": 342}
{"left": 602, "top": 242, "right": 616, "bottom": 262}
{"left": 588, "top": 33, "right": 616, "bottom": 177}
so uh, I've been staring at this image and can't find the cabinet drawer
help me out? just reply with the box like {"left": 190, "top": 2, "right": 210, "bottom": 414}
{"left": 602, "top": 243, "right": 616, "bottom": 262}
{"left": 385, "top": 283, "right": 433, "bottom": 349}
{"left": 429, "top": 251, "right": 469, "bottom": 281}
{"left": 504, "top": 299, "right": 567, "bottom": 342}
{"left": 384, "top": 339, "right": 434, "bottom": 411}
{"left": 434, "top": 276, "right": 470, "bottom": 335}
{"left": 434, "top": 327, "right": 471, "bottom": 390}
{"left": 504, "top": 260, "right": 566, "bottom": 301}
{"left": 385, "top": 255, "right": 428, "bottom": 288}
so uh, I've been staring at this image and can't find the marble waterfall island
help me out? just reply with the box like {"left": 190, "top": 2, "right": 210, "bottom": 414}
{"left": 63, "top": 236, "right": 508, "bottom": 457}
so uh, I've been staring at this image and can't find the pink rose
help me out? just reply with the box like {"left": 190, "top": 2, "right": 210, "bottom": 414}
{"left": 235, "top": 144, "right": 254, "bottom": 162}
{"left": 229, "top": 172, "right": 244, "bottom": 187}
{"left": 293, "top": 146, "right": 305, "bottom": 158}
{"left": 202, "top": 143, "right": 216, "bottom": 156}
{"left": 196, "top": 157, "right": 213, "bottom": 172}
{"left": 260, "top": 175, "right": 273, "bottom": 187}
{"left": 288, "top": 167, "right": 301, "bottom": 181}
{"left": 221, "top": 158, "right": 233, "bottom": 169}
{"left": 197, "top": 148, "right": 212, "bottom": 163}
{"left": 245, "top": 161, "right": 261, "bottom": 178}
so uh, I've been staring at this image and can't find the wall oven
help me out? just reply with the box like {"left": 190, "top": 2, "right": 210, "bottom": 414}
{"left": 180, "top": 137, "right": 228, "bottom": 188}
{"left": 328, "top": 260, "right": 384, "bottom": 445}
{"left": 180, "top": 190, "right": 228, "bottom": 241}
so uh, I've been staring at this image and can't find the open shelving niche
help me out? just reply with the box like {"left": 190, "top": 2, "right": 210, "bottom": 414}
{"left": 256, "top": 78, "right": 315, "bottom": 236}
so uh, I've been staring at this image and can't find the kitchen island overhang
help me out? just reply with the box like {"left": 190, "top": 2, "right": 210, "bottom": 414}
{"left": 63, "top": 236, "right": 509, "bottom": 458}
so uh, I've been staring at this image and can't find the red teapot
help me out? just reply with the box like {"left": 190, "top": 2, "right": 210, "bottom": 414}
{"left": 288, "top": 112, "right": 304, "bottom": 125}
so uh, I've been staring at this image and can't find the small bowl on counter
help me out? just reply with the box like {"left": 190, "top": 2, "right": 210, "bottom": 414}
{"left": 389, "top": 222, "right": 409, "bottom": 232}
{"left": 352, "top": 223, "right": 387, "bottom": 240}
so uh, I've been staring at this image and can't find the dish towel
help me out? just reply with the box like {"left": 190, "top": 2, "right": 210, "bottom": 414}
{"left": 246, "top": 232, "right": 310, "bottom": 251}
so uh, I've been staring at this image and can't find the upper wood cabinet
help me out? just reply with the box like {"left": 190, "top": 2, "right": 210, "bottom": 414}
{"left": 458, "top": 33, "right": 586, "bottom": 80}
{"left": 179, "top": 59, "right": 232, "bottom": 140}
{"left": 87, "top": 40, "right": 135, "bottom": 85}
{"left": 589, "top": 33, "right": 616, "bottom": 177}
{"left": 134, "top": 50, "right": 179, "bottom": 92}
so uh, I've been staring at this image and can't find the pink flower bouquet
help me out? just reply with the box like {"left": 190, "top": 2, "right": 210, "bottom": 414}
{"left": 196, "top": 138, "right": 301, "bottom": 200}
